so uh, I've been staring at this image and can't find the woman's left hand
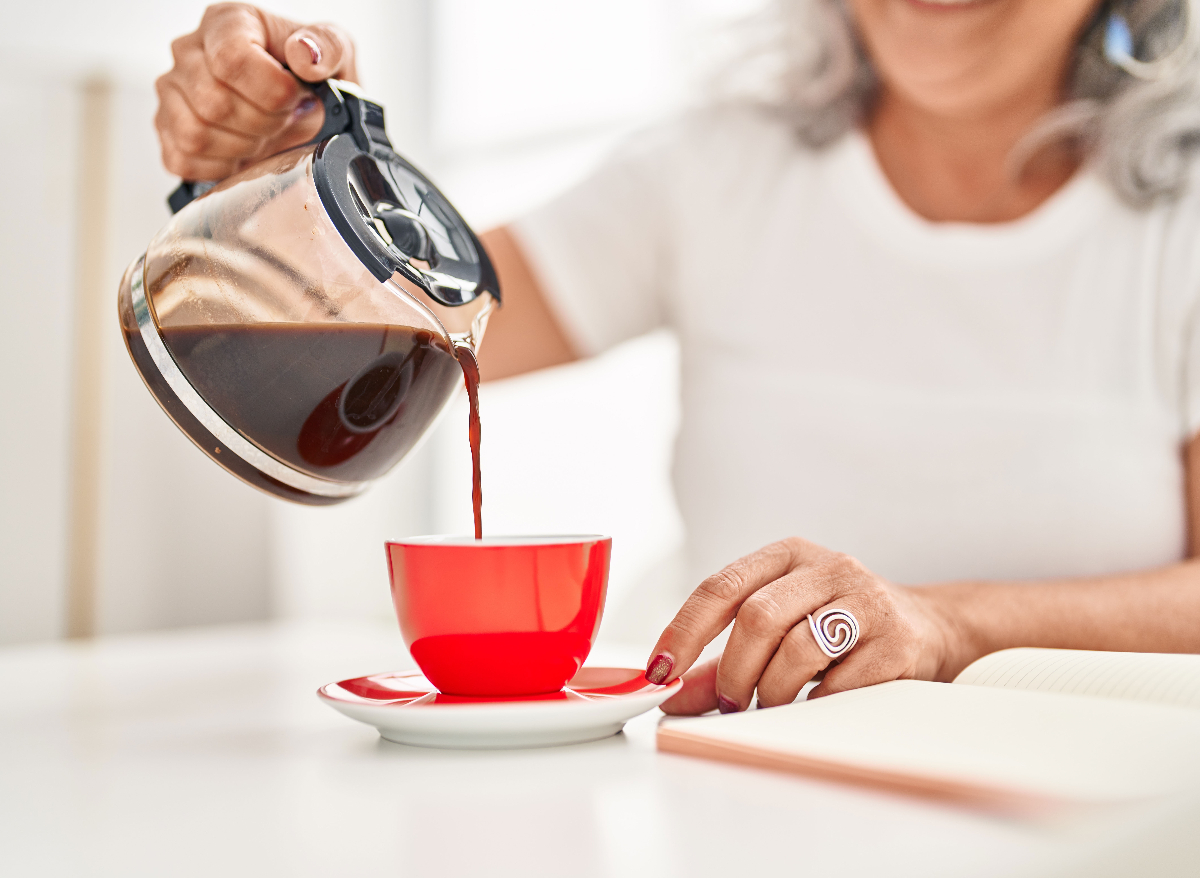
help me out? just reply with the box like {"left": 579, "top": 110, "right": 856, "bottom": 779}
{"left": 645, "top": 537, "right": 965, "bottom": 714}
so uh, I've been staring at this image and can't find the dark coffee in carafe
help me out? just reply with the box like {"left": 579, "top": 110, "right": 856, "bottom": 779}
{"left": 122, "top": 319, "right": 465, "bottom": 502}
{"left": 159, "top": 323, "right": 461, "bottom": 483}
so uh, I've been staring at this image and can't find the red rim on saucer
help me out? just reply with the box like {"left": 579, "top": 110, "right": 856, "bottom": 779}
{"left": 321, "top": 666, "right": 664, "bottom": 706}
{"left": 318, "top": 666, "right": 681, "bottom": 749}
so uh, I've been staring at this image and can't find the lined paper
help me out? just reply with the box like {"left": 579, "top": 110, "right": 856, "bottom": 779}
{"left": 953, "top": 648, "right": 1200, "bottom": 709}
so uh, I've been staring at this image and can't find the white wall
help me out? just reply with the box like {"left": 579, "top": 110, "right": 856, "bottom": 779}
{"left": 0, "top": 71, "right": 79, "bottom": 642}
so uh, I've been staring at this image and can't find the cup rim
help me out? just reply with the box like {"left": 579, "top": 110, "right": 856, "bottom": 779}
{"left": 387, "top": 534, "right": 610, "bottom": 548}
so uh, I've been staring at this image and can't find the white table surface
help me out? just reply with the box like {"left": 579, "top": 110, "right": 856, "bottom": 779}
{"left": 2, "top": 620, "right": 1197, "bottom": 877}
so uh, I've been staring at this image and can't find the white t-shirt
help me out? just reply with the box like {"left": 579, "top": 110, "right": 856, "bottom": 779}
{"left": 511, "top": 107, "right": 1200, "bottom": 586}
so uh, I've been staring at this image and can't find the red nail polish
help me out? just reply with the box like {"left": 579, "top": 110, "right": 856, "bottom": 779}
{"left": 646, "top": 653, "right": 673, "bottom": 685}
{"left": 718, "top": 695, "right": 740, "bottom": 714}
{"left": 300, "top": 36, "right": 322, "bottom": 65}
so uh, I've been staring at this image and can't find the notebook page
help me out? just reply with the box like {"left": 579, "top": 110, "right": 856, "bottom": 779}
{"left": 953, "top": 648, "right": 1200, "bottom": 709}
{"left": 657, "top": 680, "right": 1200, "bottom": 805}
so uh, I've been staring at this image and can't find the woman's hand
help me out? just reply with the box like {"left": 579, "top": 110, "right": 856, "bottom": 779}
{"left": 646, "top": 537, "right": 966, "bottom": 714}
{"left": 155, "top": 3, "right": 359, "bottom": 181}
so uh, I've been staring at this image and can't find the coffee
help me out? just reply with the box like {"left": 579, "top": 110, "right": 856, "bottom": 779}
{"left": 149, "top": 323, "right": 462, "bottom": 484}
{"left": 454, "top": 344, "right": 484, "bottom": 540}
{"left": 125, "top": 320, "right": 487, "bottom": 523}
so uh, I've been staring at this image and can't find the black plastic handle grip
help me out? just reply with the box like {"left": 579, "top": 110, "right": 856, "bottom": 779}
{"left": 166, "top": 79, "right": 382, "bottom": 214}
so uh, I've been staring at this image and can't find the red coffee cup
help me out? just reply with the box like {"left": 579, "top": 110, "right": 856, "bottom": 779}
{"left": 385, "top": 535, "right": 611, "bottom": 697}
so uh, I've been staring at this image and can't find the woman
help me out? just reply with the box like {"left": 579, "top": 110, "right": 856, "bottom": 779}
{"left": 156, "top": 0, "right": 1200, "bottom": 716}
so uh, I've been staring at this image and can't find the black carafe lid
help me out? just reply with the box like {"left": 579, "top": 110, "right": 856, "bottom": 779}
{"left": 169, "top": 80, "right": 499, "bottom": 309}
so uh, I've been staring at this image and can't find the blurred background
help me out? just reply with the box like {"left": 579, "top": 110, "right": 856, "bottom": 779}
{"left": 0, "top": 0, "right": 763, "bottom": 649}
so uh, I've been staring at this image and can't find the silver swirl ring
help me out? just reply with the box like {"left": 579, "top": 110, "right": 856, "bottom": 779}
{"left": 808, "top": 609, "right": 860, "bottom": 659}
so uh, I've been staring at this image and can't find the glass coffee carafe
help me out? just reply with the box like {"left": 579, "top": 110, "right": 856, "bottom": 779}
{"left": 118, "top": 80, "right": 498, "bottom": 505}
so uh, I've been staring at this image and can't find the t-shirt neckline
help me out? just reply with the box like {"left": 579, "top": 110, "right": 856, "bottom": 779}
{"left": 826, "top": 128, "right": 1112, "bottom": 269}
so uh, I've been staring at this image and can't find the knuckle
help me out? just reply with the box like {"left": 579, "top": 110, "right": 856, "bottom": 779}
{"left": 759, "top": 538, "right": 795, "bottom": 565}
{"left": 697, "top": 569, "right": 744, "bottom": 606}
{"left": 660, "top": 598, "right": 715, "bottom": 647}
{"left": 813, "top": 552, "right": 868, "bottom": 591}
{"left": 779, "top": 536, "right": 805, "bottom": 554}
{"left": 832, "top": 551, "right": 868, "bottom": 578}
{"left": 169, "top": 35, "right": 193, "bottom": 63}
{"left": 207, "top": 41, "right": 250, "bottom": 85}
{"left": 662, "top": 609, "right": 702, "bottom": 643}
{"left": 854, "top": 577, "right": 900, "bottom": 623}
{"left": 174, "top": 117, "right": 210, "bottom": 154}
{"left": 191, "top": 82, "right": 232, "bottom": 123}
{"left": 204, "top": 3, "right": 247, "bottom": 25}
{"left": 736, "top": 592, "right": 784, "bottom": 638}
{"left": 778, "top": 536, "right": 813, "bottom": 564}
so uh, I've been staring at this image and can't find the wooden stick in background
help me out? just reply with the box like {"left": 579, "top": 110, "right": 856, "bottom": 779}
{"left": 66, "top": 75, "right": 112, "bottom": 639}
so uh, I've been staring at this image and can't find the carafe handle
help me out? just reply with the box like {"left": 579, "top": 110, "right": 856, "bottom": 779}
{"left": 166, "top": 79, "right": 389, "bottom": 214}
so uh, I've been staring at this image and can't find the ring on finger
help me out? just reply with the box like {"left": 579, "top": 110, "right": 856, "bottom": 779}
{"left": 807, "top": 608, "right": 860, "bottom": 659}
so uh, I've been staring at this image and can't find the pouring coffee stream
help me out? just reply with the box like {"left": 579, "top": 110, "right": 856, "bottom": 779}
{"left": 119, "top": 80, "right": 499, "bottom": 521}
{"left": 453, "top": 342, "right": 485, "bottom": 541}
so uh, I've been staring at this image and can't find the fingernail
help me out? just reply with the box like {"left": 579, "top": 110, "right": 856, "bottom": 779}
{"left": 718, "top": 695, "right": 740, "bottom": 714}
{"left": 646, "top": 653, "right": 673, "bottom": 685}
{"left": 290, "top": 95, "right": 318, "bottom": 123}
{"left": 300, "top": 35, "right": 322, "bottom": 65}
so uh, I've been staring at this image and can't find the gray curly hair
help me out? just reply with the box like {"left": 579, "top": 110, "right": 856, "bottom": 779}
{"left": 726, "top": 0, "right": 1200, "bottom": 206}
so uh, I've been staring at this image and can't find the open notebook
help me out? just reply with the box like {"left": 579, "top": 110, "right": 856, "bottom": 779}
{"left": 656, "top": 649, "right": 1200, "bottom": 811}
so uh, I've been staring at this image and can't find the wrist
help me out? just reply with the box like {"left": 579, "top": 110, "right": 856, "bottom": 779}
{"left": 905, "top": 582, "right": 992, "bottom": 681}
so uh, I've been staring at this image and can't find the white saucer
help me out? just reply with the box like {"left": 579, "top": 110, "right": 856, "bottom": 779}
{"left": 318, "top": 666, "right": 681, "bottom": 749}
